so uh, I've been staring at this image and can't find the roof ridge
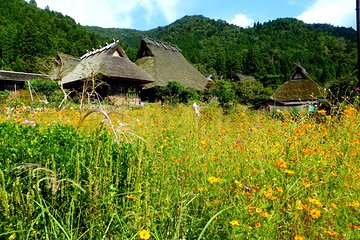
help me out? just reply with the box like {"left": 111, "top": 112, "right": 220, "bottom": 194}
{"left": 80, "top": 40, "right": 119, "bottom": 60}
{"left": 143, "top": 37, "right": 181, "bottom": 52}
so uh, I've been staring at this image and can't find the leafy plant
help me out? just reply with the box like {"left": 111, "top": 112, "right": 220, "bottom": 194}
{"left": 157, "top": 81, "right": 198, "bottom": 104}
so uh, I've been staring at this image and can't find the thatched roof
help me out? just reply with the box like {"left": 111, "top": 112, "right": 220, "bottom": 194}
{"left": 135, "top": 37, "right": 208, "bottom": 90}
{"left": 0, "top": 70, "right": 49, "bottom": 82}
{"left": 272, "top": 65, "right": 325, "bottom": 102}
{"left": 61, "top": 41, "right": 153, "bottom": 85}
{"left": 53, "top": 53, "right": 80, "bottom": 80}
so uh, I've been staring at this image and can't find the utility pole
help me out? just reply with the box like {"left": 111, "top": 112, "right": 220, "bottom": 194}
{"left": 357, "top": 0, "right": 360, "bottom": 86}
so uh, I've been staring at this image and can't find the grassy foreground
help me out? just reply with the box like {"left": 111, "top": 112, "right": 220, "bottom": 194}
{"left": 0, "top": 103, "right": 359, "bottom": 239}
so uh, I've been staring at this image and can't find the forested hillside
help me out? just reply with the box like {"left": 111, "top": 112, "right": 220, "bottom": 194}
{"left": 88, "top": 15, "right": 357, "bottom": 89}
{"left": 0, "top": 0, "right": 105, "bottom": 73}
{"left": 0, "top": 0, "right": 357, "bottom": 91}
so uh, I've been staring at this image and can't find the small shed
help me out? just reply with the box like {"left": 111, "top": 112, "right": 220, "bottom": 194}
{"left": 135, "top": 37, "right": 208, "bottom": 100}
{"left": 60, "top": 41, "right": 153, "bottom": 105}
{"left": 0, "top": 70, "right": 49, "bottom": 93}
{"left": 267, "top": 65, "right": 325, "bottom": 112}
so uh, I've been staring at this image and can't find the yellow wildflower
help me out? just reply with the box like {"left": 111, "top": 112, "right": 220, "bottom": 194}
{"left": 254, "top": 220, "right": 261, "bottom": 228}
{"left": 284, "top": 169, "right": 295, "bottom": 175}
{"left": 208, "top": 176, "right": 221, "bottom": 184}
{"left": 125, "top": 194, "right": 136, "bottom": 200}
{"left": 260, "top": 211, "right": 270, "bottom": 218}
{"left": 296, "top": 200, "right": 307, "bottom": 211}
{"left": 308, "top": 198, "right": 322, "bottom": 207}
{"left": 229, "top": 220, "right": 240, "bottom": 227}
{"left": 139, "top": 229, "right": 151, "bottom": 240}
{"left": 302, "top": 178, "right": 311, "bottom": 188}
{"left": 263, "top": 187, "right": 276, "bottom": 200}
{"left": 324, "top": 229, "right": 339, "bottom": 237}
{"left": 294, "top": 235, "right": 304, "bottom": 240}
{"left": 234, "top": 180, "right": 242, "bottom": 187}
{"left": 346, "top": 200, "right": 360, "bottom": 207}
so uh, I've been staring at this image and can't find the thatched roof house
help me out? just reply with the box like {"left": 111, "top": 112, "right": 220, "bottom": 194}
{"left": 0, "top": 70, "right": 49, "bottom": 92}
{"left": 135, "top": 37, "right": 208, "bottom": 92}
{"left": 60, "top": 41, "right": 153, "bottom": 104}
{"left": 268, "top": 65, "right": 325, "bottom": 111}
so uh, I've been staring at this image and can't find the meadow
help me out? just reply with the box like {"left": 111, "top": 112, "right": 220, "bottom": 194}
{"left": 0, "top": 95, "right": 359, "bottom": 239}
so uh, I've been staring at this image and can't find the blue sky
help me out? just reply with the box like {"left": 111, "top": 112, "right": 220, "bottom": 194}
{"left": 31, "top": 0, "right": 356, "bottom": 30}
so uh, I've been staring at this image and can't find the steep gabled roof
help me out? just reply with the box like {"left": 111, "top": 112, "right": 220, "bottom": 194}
{"left": 272, "top": 65, "right": 325, "bottom": 102}
{"left": 135, "top": 37, "right": 208, "bottom": 90}
{"left": 61, "top": 41, "right": 153, "bottom": 85}
{"left": 0, "top": 70, "right": 49, "bottom": 82}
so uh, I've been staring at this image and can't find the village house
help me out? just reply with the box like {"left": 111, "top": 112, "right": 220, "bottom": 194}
{"left": 59, "top": 40, "right": 153, "bottom": 105}
{"left": 267, "top": 65, "right": 326, "bottom": 112}
{"left": 0, "top": 70, "right": 49, "bottom": 93}
{"left": 135, "top": 37, "right": 209, "bottom": 100}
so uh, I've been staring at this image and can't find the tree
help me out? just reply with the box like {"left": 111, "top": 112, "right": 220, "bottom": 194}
{"left": 29, "top": 0, "right": 37, "bottom": 7}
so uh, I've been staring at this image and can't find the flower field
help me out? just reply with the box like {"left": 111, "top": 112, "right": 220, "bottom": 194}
{"left": 0, "top": 102, "right": 359, "bottom": 239}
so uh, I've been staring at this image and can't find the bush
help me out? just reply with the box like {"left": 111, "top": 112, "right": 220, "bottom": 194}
{"left": 203, "top": 80, "right": 237, "bottom": 110}
{"left": 236, "top": 77, "right": 273, "bottom": 104}
{"left": 26, "top": 79, "right": 64, "bottom": 105}
{"left": 157, "top": 81, "right": 198, "bottom": 104}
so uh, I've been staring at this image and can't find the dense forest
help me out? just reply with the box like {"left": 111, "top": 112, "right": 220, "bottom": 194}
{"left": 0, "top": 0, "right": 105, "bottom": 73}
{"left": 0, "top": 0, "right": 358, "bottom": 92}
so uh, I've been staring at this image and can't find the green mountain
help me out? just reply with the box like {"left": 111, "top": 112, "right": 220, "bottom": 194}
{"left": 0, "top": 0, "right": 105, "bottom": 73}
{"left": 0, "top": 0, "right": 357, "bottom": 90}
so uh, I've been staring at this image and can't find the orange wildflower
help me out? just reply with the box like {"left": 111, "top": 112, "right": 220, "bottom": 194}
{"left": 294, "top": 235, "right": 304, "bottom": 240}
{"left": 309, "top": 208, "right": 321, "bottom": 219}
{"left": 254, "top": 220, "right": 261, "bottom": 228}
{"left": 276, "top": 159, "right": 288, "bottom": 168}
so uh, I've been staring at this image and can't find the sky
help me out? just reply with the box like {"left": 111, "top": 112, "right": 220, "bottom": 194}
{"left": 30, "top": 0, "right": 356, "bottom": 30}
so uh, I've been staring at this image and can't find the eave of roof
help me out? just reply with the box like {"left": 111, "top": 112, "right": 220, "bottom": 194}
{"left": 0, "top": 70, "right": 49, "bottom": 82}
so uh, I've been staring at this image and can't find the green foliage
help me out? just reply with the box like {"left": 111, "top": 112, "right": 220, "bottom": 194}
{"left": 203, "top": 80, "right": 237, "bottom": 110}
{"left": 26, "top": 79, "right": 64, "bottom": 105}
{"left": 27, "top": 79, "right": 58, "bottom": 97}
{"left": 0, "top": 0, "right": 107, "bottom": 73}
{"left": 236, "top": 77, "right": 273, "bottom": 104}
{"left": 157, "top": 81, "right": 198, "bottom": 104}
{"left": 327, "top": 74, "right": 359, "bottom": 103}
{"left": 0, "top": 122, "right": 135, "bottom": 239}
{"left": 0, "top": 90, "right": 9, "bottom": 101}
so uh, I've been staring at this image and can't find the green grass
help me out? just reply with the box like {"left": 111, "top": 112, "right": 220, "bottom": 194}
{"left": 0, "top": 103, "right": 359, "bottom": 239}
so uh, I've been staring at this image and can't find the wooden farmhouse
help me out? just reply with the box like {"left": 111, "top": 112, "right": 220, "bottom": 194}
{"left": 59, "top": 41, "right": 153, "bottom": 105}
{"left": 267, "top": 65, "right": 325, "bottom": 112}
{"left": 135, "top": 37, "right": 208, "bottom": 100}
{"left": 0, "top": 70, "right": 49, "bottom": 93}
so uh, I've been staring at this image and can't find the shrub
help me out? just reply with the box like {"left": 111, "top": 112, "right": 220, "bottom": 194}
{"left": 26, "top": 79, "right": 64, "bottom": 105}
{"left": 203, "top": 79, "right": 237, "bottom": 110}
{"left": 157, "top": 81, "right": 198, "bottom": 104}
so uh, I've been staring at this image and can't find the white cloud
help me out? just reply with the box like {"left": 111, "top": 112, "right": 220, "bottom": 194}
{"left": 32, "top": 0, "right": 181, "bottom": 29}
{"left": 297, "top": 0, "right": 355, "bottom": 27}
{"left": 155, "top": 0, "right": 180, "bottom": 23}
{"left": 228, "top": 13, "right": 254, "bottom": 28}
